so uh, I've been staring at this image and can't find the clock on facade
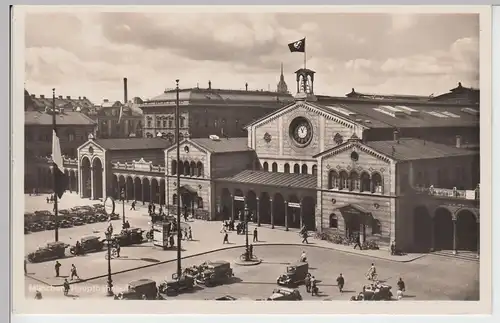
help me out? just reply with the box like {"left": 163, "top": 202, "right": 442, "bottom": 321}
{"left": 289, "top": 117, "right": 313, "bottom": 147}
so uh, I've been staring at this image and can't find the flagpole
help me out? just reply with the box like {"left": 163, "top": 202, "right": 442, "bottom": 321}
{"left": 52, "top": 88, "right": 59, "bottom": 242}
{"left": 304, "top": 37, "right": 306, "bottom": 70}
{"left": 175, "top": 79, "right": 182, "bottom": 278}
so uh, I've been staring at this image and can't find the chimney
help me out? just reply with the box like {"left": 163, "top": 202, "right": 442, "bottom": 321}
{"left": 30, "top": 94, "right": 35, "bottom": 98}
{"left": 40, "top": 95, "right": 45, "bottom": 99}
{"left": 83, "top": 96, "right": 87, "bottom": 100}
{"left": 208, "top": 80, "right": 212, "bottom": 90}
{"left": 245, "top": 83, "right": 248, "bottom": 91}
{"left": 456, "top": 135, "right": 462, "bottom": 148}
{"left": 103, "top": 99, "right": 109, "bottom": 103}
{"left": 78, "top": 96, "right": 81, "bottom": 100}
{"left": 58, "top": 95, "right": 63, "bottom": 99}
{"left": 393, "top": 130, "right": 399, "bottom": 143}
{"left": 66, "top": 96, "right": 71, "bottom": 99}
{"left": 123, "top": 77, "right": 128, "bottom": 104}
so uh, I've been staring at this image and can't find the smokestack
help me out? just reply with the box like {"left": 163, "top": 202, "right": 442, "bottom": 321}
{"left": 456, "top": 135, "right": 462, "bottom": 148}
{"left": 208, "top": 80, "right": 212, "bottom": 90}
{"left": 245, "top": 83, "right": 248, "bottom": 91}
{"left": 123, "top": 77, "right": 128, "bottom": 104}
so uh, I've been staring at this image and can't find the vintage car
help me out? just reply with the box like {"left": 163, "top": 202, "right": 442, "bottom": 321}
{"left": 195, "top": 261, "right": 234, "bottom": 287}
{"left": 70, "top": 217, "right": 85, "bottom": 226}
{"left": 59, "top": 219, "right": 73, "bottom": 228}
{"left": 29, "top": 221, "right": 45, "bottom": 232}
{"left": 59, "top": 209, "right": 70, "bottom": 216}
{"left": 267, "top": 287, "right": 303, "bottom": 301}
{"left": 158, "top": 272, "right": 195, "bottom": 296}
{"left": 277, "top": 262, "right": 309, "bottom": 286}
{"left": 109, "top": 212, "right": 120, "bottom": 220}
{"left": 96, "top": 213, "right": 108, "bottom": 222}
{"left": 43, "top": 220, "right": 57, "bottom": 230}
{"left": 114, "top": 279, "right": 158, "bottom": 300}
{"left": 357, "top": 283, "right": 393, "bottom": 301}
{"left": 70, "top": 236, "right": 105, "bottom": 255}
{"left": 27, "top": 241, "right": 68, "bottom": 263}
{"left": 83, "top": 214, "right": 98, "bottom": 224}
{"left": 112, "top": 228, "right": 145, "bottom": 246}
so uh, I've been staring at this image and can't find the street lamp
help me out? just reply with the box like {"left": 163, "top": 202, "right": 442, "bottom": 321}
{"left": 105, "top": 231, "right": 114, "bottom": 296}
{"left": 120, "top": 187, "right": 126, "bottom": 225}
{"left": 244, "top": 205, "right": 251, "bottom": 261}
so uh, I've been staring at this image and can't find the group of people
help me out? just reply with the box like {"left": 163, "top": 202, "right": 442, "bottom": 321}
{"left": 220, "top": 219, "right": 259, "bottom": 244}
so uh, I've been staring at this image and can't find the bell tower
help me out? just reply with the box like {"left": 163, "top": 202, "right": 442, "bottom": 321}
{"left": 294, "top": 68, "right": 317, "bottom": 101}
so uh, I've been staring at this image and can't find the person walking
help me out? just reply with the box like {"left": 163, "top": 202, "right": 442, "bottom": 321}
{"left": 336, "top": 273, "right": 345, "bottom": 293}
{"left": 397, "top": 277, "right": 406, "bottom": 300}
{"left": 116, "top": 244, "right": 121, "bottom": 258}
{"left": 253, "top": 228, "right": 258, "bottom": 242}
{"left": 353, "top": 233, "right": 363, "bottom": 250}
{"left": 130, "top": 201, "right": 136, "bottom": 210}
{"left": 187, "top": 227, "right": 193, "bottom": 241}
{"left": 63, "top": 279, "right": 70, "bottom": 296}
{"left": 70, "top": 264, "right": 80, "bottom": 280}
{"left": 54, "top": 260, "right": 61, "bottom": 277}
{"left": 304, "top": 273, "right": 312, "bottom": 293}
{"left": 223, "top": 231, "right": 229, "bottom": 244}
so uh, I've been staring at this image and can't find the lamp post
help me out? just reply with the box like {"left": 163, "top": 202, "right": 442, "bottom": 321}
{"left": 244, "top": 205, "right": 250, "bottom": 261}
{"left": 120, "top": 187, "right": 126, "bottom": 225}
{"left": 105, "top": 231, "right": 114, "bottom": 296}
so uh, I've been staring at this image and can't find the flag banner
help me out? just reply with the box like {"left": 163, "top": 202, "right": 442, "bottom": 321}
{"left": 288, "top": 38, "right": 305, "bottom": 53}
{"left": 52, "top": 129, "right": 68, "bottom": 199}
{"left": 118, "top": 104, "right": 124, "bottom": 124}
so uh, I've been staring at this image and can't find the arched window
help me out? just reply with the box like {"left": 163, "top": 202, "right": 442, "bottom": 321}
{"left": 372, "top": 219, "right": 382, "bottom": 235}
{"left": 349, "top": 171, "right": 360, "bottom": 191}
{"left": 162, "top": 119, "right": 167, "bottom": 128}
{"left": 178, "top": 161, "right": 184, "bottom": 175}
{"left": 146, "top": 132, "right": 153, "bottom": 138}
{"left": 190, "top": 161, "right": 196, "bottom": 176}
{"left": 360, "top": 172, "right": 371, "bottom": 192}
{"left": 339, "top": 171, "right": 348, "bottom": 190}
{"left": 328, "top": 170, "right": 339, "bottom": 189}
{"left": 371, "top": 173, "right": 383, "bottom": 194}
{"left": 329, "top": 214, "right": 338, "bottom": 228}
{"left": 293, "top": 164, "right": 300, "bottom": 174}
{"left": 180, "top": 117, "right": 185, "bottom": 128}
{"left": 284, "top": 163, "right": 290, "bottom": 173}
{"left": 196, "top": 161, "right": 204, "bottom": 177}
{"left": 171, "top": 160, "right": 177, "bottom": 175}
{"left": 168, "top": 118, "right": 173, "bottom": 128}
{"left": 197, "top": 197, "right": 204, "bottom": 209}
{"left": 312, "top": 165, "right": 318, "bottom": 176}
{"left": 272, "top": 162, "right": 278, "bottom": 172}
{"left": 172, "top": 194, "right": 177, "bottom": 205}
{"left": 263, "top": 162, "right": 269, "bottom": 171}
{"left": 301, "top": 164, "right": 308, "bottom": 174}
{"left": 184, "top": 161, "right": 190, "bottom": 176}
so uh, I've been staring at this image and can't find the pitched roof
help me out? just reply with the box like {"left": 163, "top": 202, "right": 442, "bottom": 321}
{"left": 93, "top": 138, "right": 173, "bottom": 151}
{"left": 216, "top": 170, "right": 317, "bottom": 189}
{"left": 191, "top": 137, "right": 251, "bottom": 153}
{"left": 364, "top": 138, "right": 478, "bottom": 161}
{"left": 28, "top": 93, "right": 94, "bottom": 110}
{"left": 25, "top": 111, "right": 96, "bottom": 126}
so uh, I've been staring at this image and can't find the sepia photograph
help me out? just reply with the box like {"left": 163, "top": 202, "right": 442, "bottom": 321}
{"left": 11, "top": 5, "right": 492, "bottom": 316}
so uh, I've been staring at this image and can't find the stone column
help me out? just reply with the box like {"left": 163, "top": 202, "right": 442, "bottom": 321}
{"left": 102, "top": 168, "right": 106, "bottom": 201}
{"left": 270, "top": 198, "right": 274, "bottom": 229}
{"left": 125, "top": 180, "right": 129, "bottom": 202}
{"left": 68, "top": 173, "right": 72, "bottom": 193}
{"left": 230, "top": 194, "right": 234, "bottom": 221}
{"left": 141, "top": 182, "right": 145, "bottom": 205}
{"left": 430, "top": 218, "right": 435, "bottom": 252}
{"left": 90, "top": 166, "right": 94, "bottom": 200}
{"left": 256, "top": 197, "right": 261, "bottom": 227}
{"left": 285, "top": 201, "right": 289, "bottom": 231}
{"left": 150, "top": 182, "right": 153, "bottom": 204}
{"left": 452, "top": 215, "right": 457, "bottom": 255}
{"left": 299, "top": 203, "right": 303, "bottom": 229}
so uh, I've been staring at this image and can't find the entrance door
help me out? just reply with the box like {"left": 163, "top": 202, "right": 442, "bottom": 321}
{"left": 345, "top": 213, "right": 363, "bottom": 240}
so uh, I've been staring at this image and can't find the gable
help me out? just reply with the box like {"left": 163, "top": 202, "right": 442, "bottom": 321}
{"left": 78, "top": 139, "right": 106, "bottom": 156}
{"left": 319, "top": 140, "right": 392, "bottom": 170}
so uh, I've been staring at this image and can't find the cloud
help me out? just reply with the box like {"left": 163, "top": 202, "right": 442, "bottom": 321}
{"left": 23, "top": 11, "right": 480, "bottom": 101}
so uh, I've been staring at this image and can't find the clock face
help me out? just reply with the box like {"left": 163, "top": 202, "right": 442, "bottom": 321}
{"left": 289, "top": 117, "right": 313, "bottom": 147}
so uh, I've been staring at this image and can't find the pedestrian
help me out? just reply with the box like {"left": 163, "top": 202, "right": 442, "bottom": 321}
{"left": 169, "top": 235, "right": 175, "bottom": 248}
{"left": 187, "top": 227, "right": 193, "bottom": 240}
{"left": 184, "top": 212, "right": 189, "bottom": 222}
{"left": 54, "top": 260, "right": 61, "bottom": 277}
{"left": 253, "top": 228, "right": 258, "bottom": 242}
{"left": 301, "top": 230, "right": 309, "bottom": 244}
{"left": 304, "top": 273, "right": 311, "bottom": 293}
{"left": 397, "top": 277, "right": 406, "bottom": 300}
{"left": 311, "top": 276, "right": 318, "bottom": 296}
{"left": 24, "top": 259, "right": 27, "bottom": 275}
{"left": 336, "top": 273, "right": 345, "bottom": 293}
{"left": 179, "top": 229, "right": 183, "bottom": 240}
{"left": 159, "top": 205, "right": 163, "bottom": 215}
{"left": 130, "top": 201, "right": 136, "bottom": 210}
{"left": 390, "top": 241, "right": 396, "bottom": 255}
{"left": 63, "top": 279, "right": 70, "bottom": 296}
{"left": 70, "top": 264, "right": 80, "bottom": 280}
{"left": 152, "top": 203, "right": 156, "bottom": 214}
{"left": 46, "top": 197, "right": 50, "bottom": 204}
{"left": 223, "top": 231, "right": 229, "bottom": 244}
{"left": 116, "top": 244, "right": 121, "bottom": 258}
{"left": 34, "top": 290, "right": 42, "bottom": 300}
{"left": 148, "top": 204, "right": 152, "bottom": 215}
{"left": 353, "top": 233, "right": 362, "bottom": 250}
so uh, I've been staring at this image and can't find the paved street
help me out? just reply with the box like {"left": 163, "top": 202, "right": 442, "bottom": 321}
{"left": 24, "top": 245, "right": 479, "bottom": 301}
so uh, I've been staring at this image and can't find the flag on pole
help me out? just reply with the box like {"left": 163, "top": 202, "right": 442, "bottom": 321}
{"left": 52, "top": 121, "right": 68, "bottom": 199}
{"left": 288, "top": 38, "right": 306, "bottom": 53}
{"left": 118, "top": 104, "right": 124, "bottom": 124}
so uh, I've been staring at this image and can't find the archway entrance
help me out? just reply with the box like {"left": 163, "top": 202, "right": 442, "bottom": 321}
{"left": 126, "top": 176, "right": 134, "bottom": 201}
{"left": 233, "top": 189, "right": 245, "bottom": 221}
{"left": 70, "top": 170, "right": 77, "bottom": 192}
{"left": 81, "top": 157, "right": 91, "bottom": 198}
{"left": 64, "top": 170, "right": 70, "bottom": 191}
{"left": 338, "top": 204, "right": 368, "bottom": 241}
{"left": 259, "top": 192, "right": 271, "bottom": 225}
{"left": 220, "top": 188, "right": 232, "bottom": 221}
{"left": 143, "top": 178, "right": 151, "bottom": 204}
{"left": 151, "top": 179, "right": 159, "bottom": 204}
{"left": 134, "top": 177, "right": 142, "bottom": 203}
{"left": 246, "top": 190, "right": 257, "bottom": 223}
{"left": 287, "top": 195, "right": 301, "bottom": 229}
{"left": 433, "top": 208, "right": 454, "bottom": 250}
{"left": 92, "top": 158, "right": 103, "bottom": 200}
{"left": 111, "top": 175, "right": 118, "bottom": 199}
{"left": 413, "top": 206, "right": 432, "bottom": 252}
{"left": 272, "top": 193, "right": 285, "bottom": 227}
{"left": 457, "top": 209, "right": 479, "bottom": 251}
{"left": 301, "top": 196, "right": 316, "bottom": 231}
{"left": 118, "top": 175, "right": 126, "bottom": 200}
{"left": 159, "top": 179, "right": 166, "bottom": 206}
{"left": 179, "top": 185, "right": 198, "bottom": 215}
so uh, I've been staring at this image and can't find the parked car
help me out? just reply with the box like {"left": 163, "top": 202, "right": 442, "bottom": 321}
{"left": 267, "top": 287, "right": 303, "bottom": 301}
{"left": 96, "top": 213, "right": 108, "bottom": 222}
{"left": 71, "top": 217, "right": 85, "bottom": 226}
{"left": 112, "top": 228, "right": 145, "bottom": 246}
{"left": 27, "top": 241, "right": 69, "bottom": 263}
{"left": 277, "top": 262, "right": 309, "bottom": 286}
{"left": 83, "top": 214, "right": 97, "bottom": 224}
{"left": 109, "top": 212, "right": 120, "bottom": 220}
{"left": 70, "top": 235, "right": 105, "bottom": 255}
{"left": 29, "top": 221, "right": 45, "bottom": 232}
{"left": 158, "top": 272, "right": 195, "bottom": 296}
{"left": 43, "top": 220, "right": 57, "bottom": 230}
{"left": 114, "top": 279, "right": 158, "bottom": 300}
{"left": 195, "top": 261, "right": 234, "bottom": 287}
{"left": 59, "top": 219, "right": 73, "bottom": 228}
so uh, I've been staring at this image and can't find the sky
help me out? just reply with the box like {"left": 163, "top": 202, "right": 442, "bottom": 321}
{"left": 24, "top": 10, "right": 480, "bottom": 103}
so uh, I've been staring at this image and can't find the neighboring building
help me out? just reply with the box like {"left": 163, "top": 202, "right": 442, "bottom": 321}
{"left": 36, "top": 67, "right": 480, "bottom": 256}
{"left": 94, "top": 97, "right": 143, "bottom": 139}
{"left": 26, "top": 91, "right": 95, "bottom": 113}
{"left": 139, "top": 71, "right": 295, "bottom": 141}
